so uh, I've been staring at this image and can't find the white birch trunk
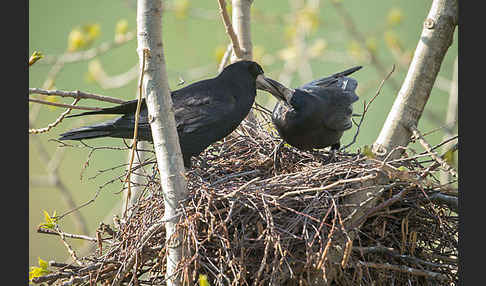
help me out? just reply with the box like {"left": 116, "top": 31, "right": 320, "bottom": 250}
{"left": 231, "top": 0, "right": 253, "bottom": 62}
{"left": 136, "top": 1, "right": 188, "bottom": 285}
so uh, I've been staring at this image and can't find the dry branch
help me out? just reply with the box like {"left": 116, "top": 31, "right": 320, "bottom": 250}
{"left": 123, "top": 49, "right": 148, "bottom": 217}
{"left": 408, "top": 124, "right": 457, "bottom": 177}
{"left": 29, "top": 98, "right": 80, "bottom": 134}
{"left": 29, "top": 88, "right": 126, "bottom": 104}
{"left": 358, "top": 261, "right": 449, "bottom": 282}
{"left": 342, "top": 64, "right": 395, "bottom": 150}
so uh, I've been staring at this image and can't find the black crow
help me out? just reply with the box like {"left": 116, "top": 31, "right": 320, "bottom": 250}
{"left": 58, "top": 60, "right": 284, "bottom": 168}
{"left": 259, "top": 66, "right": 362, "bottom": 151}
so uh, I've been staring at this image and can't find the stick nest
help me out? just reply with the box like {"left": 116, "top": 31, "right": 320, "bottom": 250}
{"left": 35, "top": 108, "right": 458, "bottom": 286}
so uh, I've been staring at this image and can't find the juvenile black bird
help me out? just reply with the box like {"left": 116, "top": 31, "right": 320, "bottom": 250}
{"left": 58, "top": 61, "right": 285, "bottom": 168}
{"left": 260, "top": 66, "right": 362, "bottom": 151}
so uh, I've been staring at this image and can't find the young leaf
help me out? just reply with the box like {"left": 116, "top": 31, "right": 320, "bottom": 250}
{"left": 199, "top": 274, "right": 211, "bottom": 286}
{"left": 29, "top": 257, "right": 50, "bottom": 281}
{"left": 38, "top": 210, "right": 57, "bottom": 229}
{"left": 29, "top": 51, "right": 44, "bottom": 66}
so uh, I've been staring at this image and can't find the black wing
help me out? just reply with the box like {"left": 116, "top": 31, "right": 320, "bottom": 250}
{"left": 171, "top": 78, "right": 237, "bottom": 135}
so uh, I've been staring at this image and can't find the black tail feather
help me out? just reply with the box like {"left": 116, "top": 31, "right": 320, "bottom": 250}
{"left": 58, "top": 129, "right": 112, "bottom": 140}
{"left": 58, "top": 121, "right": 116, "bottom": 141}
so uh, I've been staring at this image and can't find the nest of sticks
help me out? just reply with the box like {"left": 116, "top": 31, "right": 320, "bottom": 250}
{"left": 34, "top": 107, "right": 458, "bottom": 285}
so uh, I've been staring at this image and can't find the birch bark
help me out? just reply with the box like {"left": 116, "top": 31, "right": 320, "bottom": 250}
{"left": 136, "top": 1, "right": 188, "bottom": 285}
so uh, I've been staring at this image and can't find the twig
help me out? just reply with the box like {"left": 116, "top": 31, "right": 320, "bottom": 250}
{"left": 124, "top": 48, "right": 148, "bottom": 218}
{"left": 353, "top": 246, "right": 443, "bottom": 268}
{"left": 341, "top": 64, "right": 395, "bottom": 150}
{"left": 279, "top": 173, "right": 376, "bottom": 199}
{"left": 217, "top": 0, "right": 244, "bottom": 59}
{"left": 29, "top": 88, "right": 126, "bottom": 104}
{"left": 111, "top": 213, "right": 181, "bottom": 286}
{"left": 350, "top": 186, "right": 412, "bottom": 229}
{"left": 29, "top": 98, "right": 80, "bottom": 134}
{"left": 37, "top": 227, "right": 111, "bottom": 243}
{"left": 208, "top": 169, "right": 260, "bottom": 187}
{"left": 55, "top": 225, "right": 83, "bottom": 266}
{"left": 408, "top": 124, "right": 457, "bottom": 177}
{"left": 358, "top": 261, "right": 449, "bottom": 282}
{"left": 29, "top": 98, "right": 102, "bottom": 111}
{"left": 316, "top": 201, "right": 338, "bottom": 271}
{"left": 218, "top": 43, "right": 233, "bottom": 73}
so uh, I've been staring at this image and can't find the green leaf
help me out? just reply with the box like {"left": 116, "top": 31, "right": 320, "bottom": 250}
{"left": 38, "top": 257, "right": 48, "bottom": 269}
{"left": 39, "top": 210, "right": 57, "bottom": 229}
{"left": 199, "top": 274, "right": 211, "bottom": 286}
{"left": 29, "top": 257, "right": 50, "bottom": 281}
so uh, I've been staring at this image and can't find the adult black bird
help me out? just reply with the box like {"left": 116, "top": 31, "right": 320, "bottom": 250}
{"left": 58, "top": 60, "right": 285, "bottom": 168}
{"left": 259, "top": 66, "right": 362, "bottom": 152}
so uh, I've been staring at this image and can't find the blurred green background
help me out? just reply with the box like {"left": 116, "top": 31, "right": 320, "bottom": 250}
{"left": 29, "top": 0, "right": 457, "bottom": 269}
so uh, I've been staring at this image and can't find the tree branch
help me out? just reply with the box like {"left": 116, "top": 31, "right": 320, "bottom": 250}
{"left": 217, "top": 0, "right": 244, "bottom": 60}
{"left": 29, "top": 98, "right": 80, "bottom": 134}
{"left": 29, "top": 98, "right": 101, "bottom": 111}
{"left": 29, "top": 88, "right": 126, "bottom": 104}
{"left": 372, "top": 0, "right": 458, "bottom": 160}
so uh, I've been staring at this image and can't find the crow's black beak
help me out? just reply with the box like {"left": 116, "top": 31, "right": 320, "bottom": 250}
{"left": 255, "top": 74, "right": 294, "bottom": 103}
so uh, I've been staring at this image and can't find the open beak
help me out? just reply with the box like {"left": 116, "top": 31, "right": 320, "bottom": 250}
{"left": 255, "top": 74, "right": 294, "bottom": 103}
